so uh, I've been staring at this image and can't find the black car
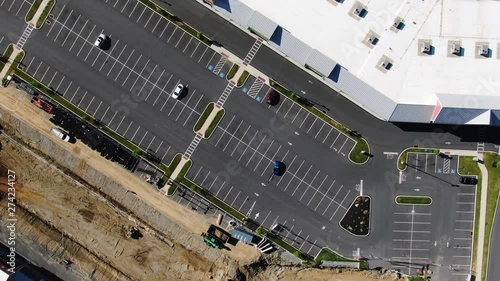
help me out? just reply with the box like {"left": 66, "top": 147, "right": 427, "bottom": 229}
{"left": 266, "top": 91, "right": 280, "bottom": 105}
{"left": 459, "top": 176, "right": 478, "bottom": 185}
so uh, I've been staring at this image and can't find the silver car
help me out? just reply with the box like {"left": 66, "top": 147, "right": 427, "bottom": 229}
{"left": 172, "top": 84, "right": 184, "bottom": 99}
{"left": 50, "top": 127, "right": 70, "bottom": 142}
{"left": 94, "top": 34, "right": 107, "bottom": 48}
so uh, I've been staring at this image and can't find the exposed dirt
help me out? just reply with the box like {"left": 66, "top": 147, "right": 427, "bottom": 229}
{"left": 0, "top": 84, "right": 397, "bottom": 281}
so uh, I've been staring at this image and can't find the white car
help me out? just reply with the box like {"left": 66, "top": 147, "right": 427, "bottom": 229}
{"left": 50, "top": 127, "right": 70, "bottom": 142}
{"left": 172, "top": 84, "right": 184, "bottom": 99}
{"left": 94, "top": 34, "right": 107, "bottom": 48}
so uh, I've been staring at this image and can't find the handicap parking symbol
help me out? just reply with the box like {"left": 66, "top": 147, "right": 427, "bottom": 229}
{"left": 243, "top": 87, "right": 248, "bottom": 93}
{"left": 219, "top": 72, "right": 225, "bottom": 78}
{"left": 208, "top": 65, "right": 214, "bottom": 71}
{"left": 451, "top": 169, "right": 456, "bottom": 174}
{"left": 437, "top": 168, "right": 442, "bottom": 173}
{"left": 256, "top": 97, "right": 262, "bottom": 102}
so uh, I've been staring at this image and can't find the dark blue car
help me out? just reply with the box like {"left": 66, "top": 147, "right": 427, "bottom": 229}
{"left": 273, "top": 161, "right": 281, "bottom": 175}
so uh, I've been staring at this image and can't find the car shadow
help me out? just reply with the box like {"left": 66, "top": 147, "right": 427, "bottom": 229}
{"left": 100, "top": 37, "right": 112, "bottom": 51}
{"left": 177, "top": 87, "right": 189, "bottom": 100}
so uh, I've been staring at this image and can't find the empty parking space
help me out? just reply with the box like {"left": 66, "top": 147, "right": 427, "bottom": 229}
{"left": 0, "top": 0, "right": 33, "bottom": 19}
{"left": 391, "top": 205, "right": 433, "bottom": 275}
{"left": 407, "top": 152, "right": 458, "bottom": 174}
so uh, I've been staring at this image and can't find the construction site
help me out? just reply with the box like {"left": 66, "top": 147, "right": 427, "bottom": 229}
{"left": 0, "top": 83, "right": 401, "bottom": 281}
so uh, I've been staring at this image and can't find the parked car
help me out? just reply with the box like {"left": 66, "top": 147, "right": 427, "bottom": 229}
{"left": 50, "top": 127, "right": 70, "bottom": 142}
{"left": 273, "top": 161, "right": 281, "bottom": 175}
{"left": 172, "top": 84, "right": 184, "bottom": 99}
{"left": 459, "top": 176, "right": 477, "bottom": 185}
{"left": 94, "top": 34, "right": 107, "bottom": 48}
{"left": 266, "top": 91, "right": 279, "bottom": 105}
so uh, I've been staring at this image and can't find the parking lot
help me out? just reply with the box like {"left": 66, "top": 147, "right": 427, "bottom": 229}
{"left": 1, "top": 0, "right": 32, "bottom": 20}
{"left": 392, "top": 153, "right": 476, "bottom": 278}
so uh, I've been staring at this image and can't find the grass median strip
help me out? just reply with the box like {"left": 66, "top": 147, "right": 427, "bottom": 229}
{"left": 194, "top": 103, "right": 214, "bottom": 132}
{"left": 395, "top": 195, "right": 432, "bottom": 205}
{"left": 205, "top": 108, "right": 224, "bottom": 138}
{"left": 25, "top": 0, "right": 42, "bottom": 22}
{"left": 0, "top": 44, "right": 14, "bottom": 74}
{"left": 236, "top": 70, "right": 249, "bottom": 88}
{"left": 481, "top": 153, "right": 500, "bottom": 279}
{"left": 226, "top": 64, "right": 239, "bottom": 80}
{"left": 36, "top": 0, "right": 54, "bottom": 28}
{"left": 269, "top": 80, "right": 370, "bottom": 164}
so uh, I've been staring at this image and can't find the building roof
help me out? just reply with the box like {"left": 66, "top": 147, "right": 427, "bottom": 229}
{"left": 214, "top": 0, "right": 500, "bottom": 125}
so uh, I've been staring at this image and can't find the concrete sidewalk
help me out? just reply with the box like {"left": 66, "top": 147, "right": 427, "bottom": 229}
{"left": 161, "top": 156, "right": 190, "bottom": 195}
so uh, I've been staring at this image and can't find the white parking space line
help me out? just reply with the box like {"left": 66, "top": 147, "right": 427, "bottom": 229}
{"left": 130, "top": 126, "right": 141, "bottom": 142}
{"left": 136, "top": 64, "right": 157, "bottom": 95}
{"left": 114, "top": 48, "right": 134, "bottom": 79}
{"left": 394, "top": 212, "right": 431, "bottom": 216}
{"left": 299, "top": 170, "right": 320, "bottom": 200}
{"left": 261, "top": 210, "right": 272, "bottom": 226}
{"left": 47, "top": 71, "right": 58, "bottom": 87}
{"left": 151, "top": 16, "right": 161, "bottom": 33}
{"left": 76, "top": 25, "right": 96, "bottom": 56}
{"left": 205, "top": 51, "right": 216, "bottom": 67}
{"left": 277, "top": 155, "right": 296, "bottom": 186}
{"left": 238, "top": 196, "right": 249, "bottom": 211}
{"left": 306, "top": 119, "right": 317, "bottom": 133}
{"left": 25, "top": 57, "right": 35, "bottom": 73}
{"left": 128, "top": 1, "right": 139, "bottom": 17}
{"left": 136, "top": 5, "right": 147, "bottom": 23}
{"left": 284, "top": 160, "right": 303, "bottom": 191}
{"left": 190, "top": 41, "right": 200, "bottom": 58}
{"left": 315, "top": 123, "right": 325, "bottom": 139}
{"left": 84, "top": 96, "right": 95, "bottom": 112}
{"left": 107, "top": 111, "right": 117, "bottom": 126}
{"left": 222, "top": 186, "right": 234, "bottom": 201}
{"left": 55, "top": 76, "right": 65, "bottom": 91}
{"left": 128, "top": 59, "right": 151, "bottom": 90}
{"left": 230, "top": 125, "right": 250, "bottom": 156}
{"left": 99, "top": 39, "right": 120, "bottom": 70}
{"left": 330, "top": 190, "right": 350, "bottom": 220}
{"left": 138, "top": 131, "right": 148, "bottom": 146}
{"left": 107, "top": 44, "right": 127, "bottom": 75}
{"left": 184, "top": 94, "right": 203, "bottom": 126}
{"left": 160, "top": 146, "right": 170, "bottom": 161}
{"left": 40, "top": 66, "right": 50, "bottom": 82}
{"left": 330, "top": 133, "right": 340, "bottom": 148}
{"left": 76, "top": 91, "right": 87, "bottom": 107}
{"left": 175, "top": 91, "right": 194, "bottom": 121}
{"left": 32, "top": 61, "right": 43, "bottom": 78}
{"left": 198, "top": 47, "right": 208, "bottom": 63}
{"left": 175, "top": 32, "right": 185, "bottom": 47}
{"left": 46, "top": 5, "right": 66, "bottom": 37}
{"left": 115, "top": 115, "right": 126, "bottom": 131}
{"left": 238, "top": 131, "right": 258, "bottom": 161}
{"left": 167, "top": 83, "right": 182, "bottom": 115}
{"left": 246, "top": 135, "right": 266, "bottom": 166}
{"left": 394, "top": 221, "right": 431, "bottom": 225}
{"left": 254, "top": 140, "right": 273, "bottom": 172}
{"left": 291, "top": 107, "right": 302, "bottom": 123}
{"left": 307, "top": 175, "right": 328, "bottom": 205}
{"left": 167, "top": 26, "right": 178, "bottom": 42}
{"left": 145, "top": 69, "right": 164, "bottom": 100}
{"left": 338, "top": 138, "right": 348, "bottom": 154}
{"left": 61, "top": 14, "right": 80, "bottom": 46}
{"left": 153, "top": 74, "right": 171, "bottom": 106}
{"left": 159, "top": 21, "right": 169, "bottom": 38}
{"left": 393, "top": 230, "right": 431, "bottom": 233}
{"left": 315, "top": 181, "right": 335, "bottom": 211}
{"left": 183, "top": 37, "right": 193, "bottom": 53}
{"left": 291, "top": 165, "right": 311, "bottom": 196}
{"left": 215, "top": 115, "right": 234, "bottom": 147}
{"left": 94, "top": 102, "right": 104, "bottom": 117}
{"left": 261, "top": 145, "right": 281, "bottom": 176}
{"left": 121, "top": 54, "right": 142, "bottom": 85}
{"left": 299, "top": 113, "right": 309, "bottom": 128}
{"left": 69, "top": 85, "right": 79, "bottom": 101}
{"left": 63, "top": 81, "right": 73, "bottom": 97}
{"left": 69, "top": 19, "right": 88, "bottom": 52}
{"left": 230, "top": 191, "right": 240, "bottom": 207}
{"left": 215, "top": 182, "right": 226, "bottom": 196}
{"left": 123, "top": 121, "right": 133, "bottom": 137}
{"left": 54, "top": 11, "right": 74, "bottom": 42}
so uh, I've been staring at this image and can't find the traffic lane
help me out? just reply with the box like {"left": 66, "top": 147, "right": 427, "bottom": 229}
{"left": 486, "top": 196, "right": 500, "bottom": 281}
{"left": 21, "top": 39, "right": 198, "bottom": 153}
{"left": 189, "top": 141, "right": 359, "bottom": 256}
{"left": 151, "top": 0, "right": 255, "bottom": 59}
{"left": 0, "top": 3, "right": 26, "bottom": 50}
{"left": 58, "top": 0, "right": 227, "bottom": 103}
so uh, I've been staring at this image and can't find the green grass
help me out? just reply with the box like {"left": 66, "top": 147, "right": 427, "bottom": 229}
{"left": 0, "top": 44, "right": 14, "bottom": 75}
{"left": 194, "top": 103, "right": 214, "bottom": 132}
{"left": 236, "top": 70, "right": 249, "bottom": 87}
{"left": 395, "top": 196, "right": 432, "bottom": 205}
{"left": 137, "top": 0, "right": 212, "bottom": 45}
{"left": 459, "top": 156, "right": 481, "bottom": 272}
{"left": 226, "top": 64, "right": 239, "bottom": 80}
{"left": 407, "top": 277, "right": 425, "bottom": 281}
{"left": 397, "top": 148, "right": 440, "bottom": 170}
{"left": 315, "top": 248, "right": 354, "bottom": 262}
{"left": 205, "top": 108, "right": 224, "bottom": 138}
{"left": 36, "top": 0, "right": 54, "bottom": 28}
{"left": 25, "top": 0, "right": 42, "bottom": 22}
{"left": 480, "top": 153, "right": 500, "bottom": 280}
{"left": 269, "top": 80, "right": 370, "bottom": 164}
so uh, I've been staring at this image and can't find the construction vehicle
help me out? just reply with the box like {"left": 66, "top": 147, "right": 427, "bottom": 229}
{"left": 201, "top": 224, "right": 231, "bottom": 249}
{"left": 30, "top": 95, "right": 54, "bottom": 114}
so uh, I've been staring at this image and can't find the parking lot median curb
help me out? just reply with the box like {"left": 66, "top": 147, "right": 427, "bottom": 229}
{"left": 27, "top": 0, "right": 54, "bottom": 29}
{"left": 165, "top": 155, "right": 190, "bottom": 193}
{"left": 197, "top": 103, "right": 224, "bottom": 139}
{"left": 0, "top": 46, "right": 23, "bottom": 79}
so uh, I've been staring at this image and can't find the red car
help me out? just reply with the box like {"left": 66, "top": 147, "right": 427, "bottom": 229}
{"left": 266, "top": 91, "right": 279, "bottom": 105}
